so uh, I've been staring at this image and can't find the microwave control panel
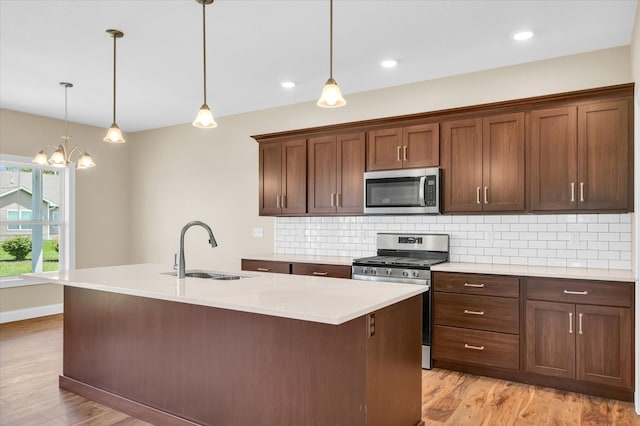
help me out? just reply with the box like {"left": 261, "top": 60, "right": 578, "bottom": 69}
{"left": 425, "top": 175, "right": 437, "bottom": 206}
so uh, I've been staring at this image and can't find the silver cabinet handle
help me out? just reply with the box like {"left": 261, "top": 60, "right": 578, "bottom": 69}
{"left": 257, "top": 267, "right": 271, "bottom": 272}
{"left": 464, "top": 282, "right": 484, "bottom": 288}
{"left": 476, "top": 187, "right": 481, "bottom": 205}
{"left": 578, "top": 313, "right": 583, "bottom": 335}
{"left": 484, "top": 186, "right": 488, "bottom": 204}
{"left": 330, "top": 193, "right": 335, "bottom": 207}
{"left": 397, "top": 146, "right": 401, "bottom": 161}
{"left": 580, "top": 182, "right": 585, "bottom": 202}
{"left": 464, "top": 309, "right": 485, "bottom": 316}
{"left": 569, "top": 312, "right": 573, "bottom": 334}
{"left": 336, "top": 192, "right": 341, "bottom": 208}
{"left": 564, "top": 290, "right": 588, "bottom": 295}
{"left": 282, "top": 195, "right": 286, "bottom": 208}
{"left": 312, "top": 271, "right": 328, "bottom": 276}
{"left": 464, "top": 344, "right": 485, "bottom": 351}
{"left": 403, "top": 146, "right": 408, "bottom": 161}
{"left": 276, "top": 195, "right": 281, "bottom": 208}
{"left": 571, "top": 182, "right": 576, "bottom": 202}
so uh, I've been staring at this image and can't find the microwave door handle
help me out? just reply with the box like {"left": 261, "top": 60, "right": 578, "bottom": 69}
{"left": 419, "top": 176, "right": 426, "bottom": 206}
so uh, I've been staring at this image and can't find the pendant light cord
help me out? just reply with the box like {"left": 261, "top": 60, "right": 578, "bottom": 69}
{"left": 329, "top": 0, "right": 333, "bottom": 79}
{"left": 64, "top": 85, "right": 69, "bottom": 140}
{"left": 202, "top": 1, "right": 207, "bottom": 105}
{"left": 112, "top": 34, "right": 117, "bottom": 123}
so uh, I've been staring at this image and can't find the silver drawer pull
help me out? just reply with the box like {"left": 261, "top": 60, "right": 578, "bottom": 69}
{"left": 578, "top": 313, "right": 583, "bottom": 335}
{"left": 569, "top": 312, "right": 573, "bottom": 334}
{"left": 257, "top": 267, "right": 271, "bottom": 272}
{"left": 464, "top": 309, "right": 485, "bottom": 316}
{"left": 464, "top": 283, "right": 485, "bottom": 288}
{"left": 464, "top": 344, "right": 485, "bottom": 351}
{"left": 313, "top": 271, "right": 328, "bottom": 276}
{"left": 563, "top": 290, "right": 588, "bottom": 295}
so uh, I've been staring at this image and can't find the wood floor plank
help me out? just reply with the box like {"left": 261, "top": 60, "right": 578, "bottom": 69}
{"left": 1, "top": 314, "right": 638, "bottom": 426}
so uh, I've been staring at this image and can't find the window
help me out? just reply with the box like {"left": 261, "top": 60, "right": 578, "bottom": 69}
{"left": 0, "top": 155, "right": 75, "bottom": 284}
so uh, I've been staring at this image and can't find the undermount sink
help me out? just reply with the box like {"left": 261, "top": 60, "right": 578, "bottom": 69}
{"left": 165, "top": 271, "right": 247, "bottom": 280}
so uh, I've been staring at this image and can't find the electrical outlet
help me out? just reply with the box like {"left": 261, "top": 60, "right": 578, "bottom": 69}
{"left": 368, "top": 313, "right": 376, "bottom": 338}
{"left": 252, "top": 227, "right": 264, "bottom": 238}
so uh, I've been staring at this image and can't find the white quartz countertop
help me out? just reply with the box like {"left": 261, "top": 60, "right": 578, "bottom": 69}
{"left": 242, "top": 254, "right": 353, "bottom": 266}
{"left": 431, "top": 262, "right": 635, "bottom": 282}
{"left": 25, "top": 264, "right": 426, "bottom": 325}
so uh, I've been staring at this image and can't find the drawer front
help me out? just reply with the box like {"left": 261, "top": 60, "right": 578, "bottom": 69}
{"left": 433, "top": 325, "right": 519, "bottom": 370}
{"left": 241, "top": 259, "right": 291, "bottom": 274}
{"left": 526, "top": 278, "right": 632, "bottom": 307}
{"left": 434, "top": 293, "right": 519, "bottom": 334}
{"left": 433, "top": 272, "right": 519, "bottom": 297}
{"left": 291, "top": 262, "right": 352, "bottom": 279}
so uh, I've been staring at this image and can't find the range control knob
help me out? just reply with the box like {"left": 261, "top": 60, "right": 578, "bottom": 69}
{"left": 402, "top": 271, "right": 409, "bottom": 277}
{"left": 361, "top": 267, "right": 367, "bottom": 274}
{"left": 370, "top": 269, "right": 376, "bottom": 275}
{"left": 386, "top": 269, "right": 393, "bottom": 275}
{"left": 412, "top": 271, "right": 420, "bottom": 278}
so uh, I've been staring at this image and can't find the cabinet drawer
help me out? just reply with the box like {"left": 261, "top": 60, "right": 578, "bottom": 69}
{"left": 291, "top": 263, "right": 352, "bottom": 279}
{"left": 241, "top": 259, "right": 291, "bottom": 274}
{"left": 433, "top": 325, "right": 519, "bottom": 370}
{"left": 434, "top": 293, "right": 519, "bottom": 334}
{"left": 433, "top": 272, "right": 519, "bottom": 297}
{"left": 526, "top": 278, "right": 632, "bottom": 307}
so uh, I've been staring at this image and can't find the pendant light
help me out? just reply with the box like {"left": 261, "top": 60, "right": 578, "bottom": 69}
{"left": 193, "top": 0, "right": 217, "bottom": 128}
{"left": 317, "top": 0, "right": 346, "bottom": 108}
{"left": 103, "top": 29, "right": 126, "bottom": 143}
{"left": 32, "top": 83, "right": 96, "bottom": 170}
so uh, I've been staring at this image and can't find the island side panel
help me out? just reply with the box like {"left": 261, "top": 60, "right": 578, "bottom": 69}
{"left": 62, "top": 286, "right": 368, "bottom": 426}
{"left": 366, "top": 295, "right": 423, "bottom": 426}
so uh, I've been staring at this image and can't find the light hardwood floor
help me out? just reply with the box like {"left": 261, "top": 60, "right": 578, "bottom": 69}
{"left": 0, "top": 315, "right": 638, "bottom": 425}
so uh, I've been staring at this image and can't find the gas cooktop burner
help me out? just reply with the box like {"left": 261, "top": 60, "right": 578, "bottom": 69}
{"left": 353, "top": 256, "right": 446, "bottom": 268}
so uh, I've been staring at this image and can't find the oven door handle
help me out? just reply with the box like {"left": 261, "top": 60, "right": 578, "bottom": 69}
{"left": 419, "top": 176, "right": 426, "bottom": 206}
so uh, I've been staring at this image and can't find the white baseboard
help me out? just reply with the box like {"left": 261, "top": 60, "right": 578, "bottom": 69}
{"left": 0, "top": 303, "right": 63, "bottom": 324}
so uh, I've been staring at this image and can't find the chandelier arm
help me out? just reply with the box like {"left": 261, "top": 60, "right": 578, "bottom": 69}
{"left": 67, "top": 146, "right": 87, "bottom": 160}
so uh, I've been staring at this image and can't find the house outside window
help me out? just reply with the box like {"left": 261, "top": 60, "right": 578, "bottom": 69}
{"left": 0, "top": 155, "right": 74, "bottom": 282}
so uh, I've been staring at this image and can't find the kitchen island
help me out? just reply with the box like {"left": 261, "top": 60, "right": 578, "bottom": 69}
{"left": 26, "top": 264, "right": 426, "bottom": 426}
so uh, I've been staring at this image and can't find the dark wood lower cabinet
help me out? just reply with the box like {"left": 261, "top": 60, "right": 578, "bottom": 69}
{"left": 432, "top": 272, "right": 635, "bottom": 402}
{"left": 61, "top": 287, "right": 424, "bottom": 426}
{"left": 241, "top": 258, "right": 351, "bottom": 279}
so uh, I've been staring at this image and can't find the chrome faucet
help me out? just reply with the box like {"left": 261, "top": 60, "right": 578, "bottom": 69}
{"left": 178, "top": 221, "right": 218, "bottom": 278}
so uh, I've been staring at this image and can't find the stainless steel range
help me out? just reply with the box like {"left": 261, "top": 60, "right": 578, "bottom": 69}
{"left": 352, "top": 233, "right": 449, "bottom": 369}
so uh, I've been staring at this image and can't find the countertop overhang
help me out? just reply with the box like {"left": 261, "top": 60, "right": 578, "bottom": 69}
{"left": 24, "top": 264, "right": 426, "bottom": 325}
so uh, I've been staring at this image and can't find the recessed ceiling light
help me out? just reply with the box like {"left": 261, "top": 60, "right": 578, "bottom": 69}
{"left": 381, "top": 59, "right": 397, "bottom": 68}
{"left": 281, "top": 81, "right": 296, "bottom": 88}
{"left": 513, "top": 31, "right": 534, "bottom": 41}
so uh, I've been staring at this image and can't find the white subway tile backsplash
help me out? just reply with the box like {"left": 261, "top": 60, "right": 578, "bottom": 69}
{"left": 274, "top": 213, "right": 632, "bottom": 271}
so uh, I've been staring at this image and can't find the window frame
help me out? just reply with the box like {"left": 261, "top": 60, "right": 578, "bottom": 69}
{"left": 0, "top": 154, "right": 76, "bottom": 288}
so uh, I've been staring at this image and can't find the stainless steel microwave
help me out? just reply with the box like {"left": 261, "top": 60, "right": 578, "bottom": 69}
{"left": 364, "top": 167, "right": 441, "bottom": 214}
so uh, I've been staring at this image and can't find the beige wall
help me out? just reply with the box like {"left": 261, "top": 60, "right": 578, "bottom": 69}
{"left": 129, "top": 46, "right": 633, "bottom": 272}
{"left": 0, "top": 110, "right": 131, "bottom": 312}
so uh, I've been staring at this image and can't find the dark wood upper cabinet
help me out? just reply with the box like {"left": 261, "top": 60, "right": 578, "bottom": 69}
{"left": 367, "top": 123, "right": 439, "bottom": 171}
{"left": 529, "top": 99, "right": 630, "bottom": 212}
{"left": 259, "top": 139, "right": 306, "bottom": 216}
{"left": 308, "top": 132, "right": 365, "bottom": 214}
{"left": 441, "top": 113, "right": 524, "bottom": 213}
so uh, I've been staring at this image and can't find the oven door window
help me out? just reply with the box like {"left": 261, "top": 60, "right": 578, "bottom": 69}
{"left": 366, "top": 176, "right": 425, "bottom": 208}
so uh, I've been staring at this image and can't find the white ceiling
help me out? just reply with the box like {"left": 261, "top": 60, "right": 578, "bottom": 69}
{"left": 0, "top": 0, "right": 637, "bottom": 133}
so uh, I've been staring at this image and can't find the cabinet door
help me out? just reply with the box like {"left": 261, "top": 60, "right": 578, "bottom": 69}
{"left": 482, "top": 112, "right": 525, "bottom": 211}
{"left": 525, "top": 300, "right": 575, "bottom": 379}
{"left": 367, "top": 128, "right": 402, "bottom": 171}
{"left": 281, "top": 139, "right": 307, "bottom": 214}
{"left": 577, "top": 100, "right": 630, "bottom": 210}
{"left": 308, "top": 136, "right": 337, "bottom": 214}
{"left": 529, "top": 107, "right": 578, "bottom": 211}
{"left": 576, "top": 304, "right": 632, "bottom": 389}
{"left": 402, "top": 123, "right": 439, "bottom": 168}
{"left": 259, "top": 142, "right": 283, "bottom": 215}
{"left": 441, "top": 118, "right": 483, "bottom": 212}
{"left": 337, "top": 132, "right": 366, "bottom": 214}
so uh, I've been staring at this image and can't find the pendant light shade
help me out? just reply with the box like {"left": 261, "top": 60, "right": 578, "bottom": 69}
{"left": 32, "top": 82, "right": 96, "bottom": 170}
{"left": 193, "top": 0, "right": 218, "bottom": 128}
{"left": 317, "top": 0, "right": 346, "bottom": 108}
{"left": 103, "top": 29, "right": 126, "bottom": 143}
